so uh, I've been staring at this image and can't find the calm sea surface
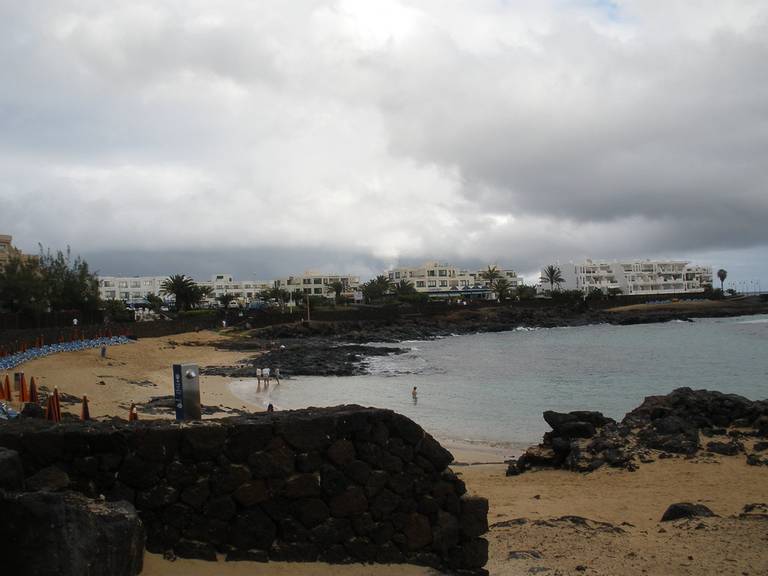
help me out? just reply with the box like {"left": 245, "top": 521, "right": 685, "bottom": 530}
{"left": 230, "top": 315, "right": 768, "bottom": 445}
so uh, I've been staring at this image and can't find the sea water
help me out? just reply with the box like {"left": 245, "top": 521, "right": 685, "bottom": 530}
{"left": 229, "top": 315, "right": 768, "bottom": 445}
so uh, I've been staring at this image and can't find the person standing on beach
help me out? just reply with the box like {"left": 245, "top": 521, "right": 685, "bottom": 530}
{"left": 274, "top": 368, "right": 280, "bottom": 385}
{"left": 263, "top": 367, "right": 270, "bottom": 386}
{"left": 412, "top": 386, "right": 418, "bottom": 404}
{"left": 256, "top": 368, "right": 262, "bottom": 389}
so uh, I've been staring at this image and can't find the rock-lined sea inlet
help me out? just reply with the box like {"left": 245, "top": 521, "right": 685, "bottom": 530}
{"left": 230, "top": 315, "right": 768, "bottom": 447}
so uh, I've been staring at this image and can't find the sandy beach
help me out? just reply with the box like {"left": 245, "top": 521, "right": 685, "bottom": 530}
{"left": 7, "top": 330, "right": 768, "bottom": 575}
{"left": 14, "top": 331, "right": 257, "bottom": 420}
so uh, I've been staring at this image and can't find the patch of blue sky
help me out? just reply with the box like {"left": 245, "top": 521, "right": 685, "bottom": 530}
{"left": 561, "top": 0, "right": 622, "bottom": 22}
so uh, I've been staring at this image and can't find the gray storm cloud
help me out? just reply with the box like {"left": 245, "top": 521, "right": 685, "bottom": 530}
{"left": 0, "top": 1, "right": 766, "bottom": 281}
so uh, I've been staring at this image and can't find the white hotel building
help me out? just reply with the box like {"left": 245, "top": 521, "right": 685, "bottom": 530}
{"left": 98, "top": 276, "right": 168, "bottom": 304}
{"left": 550, "top": 259, "right": 713, "bottom": 297}
{"left": 97, "top": 274, "right": 273, "bottom": 306}
{"left": 273, "top": 271, "right": 361, "bottom": 299}
{"left": 386, "top": 262, "right": 520, "bottom": 298}
{"left": 204, "top": 274, "right": 273, "bottom": 303}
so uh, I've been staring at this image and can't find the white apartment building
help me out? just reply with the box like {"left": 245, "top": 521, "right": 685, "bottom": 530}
{"left": 0, "top": 234, "right": 14, "bottom": 267}
{"left": 386, "top": 262, "right": 520, "bottom": 298}
{"left": 0, "top": 233, "right": 32, "bottom": 267}
{"left": 273, "top": 271, "right": 361, "bottom": 299}
{"left": 202, "top": 274, "right": 272, "bottom": 304}
{"left": 98, "top": 276, "right": 169, "bottom": 304}
{"left": 550, "top": 259, "right": 713, "bottom": 297}
{"left": 98, "top": 274, "right": 272, "bottom": 306}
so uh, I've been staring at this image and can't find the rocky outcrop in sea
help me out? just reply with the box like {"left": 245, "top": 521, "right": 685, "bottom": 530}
{"left": 507, "top": 388, "right": 768, "bottom": 476}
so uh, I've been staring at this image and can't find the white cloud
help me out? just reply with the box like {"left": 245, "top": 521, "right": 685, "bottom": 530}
{"left": 0, "top": 1, "right": 766, "bottom": 283}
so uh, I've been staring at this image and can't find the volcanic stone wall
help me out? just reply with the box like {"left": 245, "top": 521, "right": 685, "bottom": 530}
{"left": 0, "top": 406, "right": 488, "bottom": 572}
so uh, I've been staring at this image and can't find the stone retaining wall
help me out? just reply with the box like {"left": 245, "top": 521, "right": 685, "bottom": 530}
{"left": 0, "top": 406, "right": 488, "bottom": 573}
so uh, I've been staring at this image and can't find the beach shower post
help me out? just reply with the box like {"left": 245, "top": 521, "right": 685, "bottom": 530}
{"left": 172, "top": 363, "right": 201, "bottom": 420}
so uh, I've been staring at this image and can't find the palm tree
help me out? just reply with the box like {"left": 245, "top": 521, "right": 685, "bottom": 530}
{"left": 717, "top": 269, "right": 727, "bottom": 291}
{"left": 516, "top": 283, "right": 537, "bottom": 300}
{"left": 480, "top": 265, "right": 502, "bottom": 287}
{"left": 217, "top": 293, "right": 237, "bottom": 308}
{"left": 160, "top": 274, "right": 196, "bottom": 311}
{"left": 327, "top": 280, "right": 345, "bottom": 302}
{"left": 361, "top": 275, "right": 394, "bottom": 304}
{"left": 394, "top": 279, "right": 416, "bottom": 296}
{"left": 493, "top": 277, "right": 512, "bottom": 302}
{"left": 260, "top": 287, "right": 291, "bottom": 310}
{"left": 542, "top": 265, "right": 564, "bottom": 294}
{"left": 291, "top": 288, "right": 305, "bottom": 305}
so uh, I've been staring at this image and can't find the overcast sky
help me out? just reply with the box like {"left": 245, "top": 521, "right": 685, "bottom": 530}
{"left": 1, "top": 1, "right": 766, "bottom": 289}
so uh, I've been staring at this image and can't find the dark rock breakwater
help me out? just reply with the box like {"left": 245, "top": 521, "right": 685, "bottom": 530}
{"left": 205, "top": 340, "right": 406, "bottom": 378}
{"left": 507, "top": 388, "right": 768, "bottom": 476}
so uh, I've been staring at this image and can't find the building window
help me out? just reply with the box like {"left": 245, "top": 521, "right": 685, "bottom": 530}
{"left": 303, "top": 279, "right": 312, "bottom": 284}
{"left": 313, "top": 288, "right": 323, "bottom": 294}
{"left": 428, "top": 270, "right": 436, "bottom": 277}
{"left": 438, "top": 270, "right": 447, "bottom": 277}
{"left": 313, "top": 278, "right": 322, "bottom": 284}
{"left": 118, "top": 281, "right": 128, "bottom": 288}
{"left": 416, "top": 281, "right": 425, "bottom": 288}
{"left": 440, "top": 280, "right": 448, "bottom": 287}
{"left": 428, "top": 280, "right": 436, "bottom": 288}
{"left": 303, "top": 288, "right": 311, "bottom": 294}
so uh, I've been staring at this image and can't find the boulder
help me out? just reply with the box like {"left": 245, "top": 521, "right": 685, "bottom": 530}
{"left": 543, "top": 411, "right": 577, "bottom": 430}
{"left": 568, "top": 411, "right": 613, "bottom": 428}
{"left": 0, "top": 447, "right": 24, "bottom": 490}
{"left": 706, "top": 441, "right": 742, "bottom": 456}
{"left": 174, "top": 539, "right": 217, "bottom": 560}
{"left": 746, "top": 453, "right": 766, "bottom": 466}
{"left": 519, "top": 446, "right": 558, "bottom": 468}
{"left": 557, "top": 421, "right": 596, "bottom": 439}
{"left": 460, "top": 496, "right": 489, "bottom": 538}
{"left": 0, "top": 490, "right": 144, "bottom": 576}
{"left": 660, "top": 502, "right": 717, "bottom": 522}
{"left": 26, "top": 465, "right": 70, "bottom": 491}
{"left": 329, "top": 486, "right": 368, "bottom": 517}
{"left": 327, "top": 439, "right": 356, "bottom": 467}
{"left": 403, "top": 512, "right": 432, "bottom": 550}
{"left": 284, "top": 473, "right": 321, "bottom": 499}
{"left": 233, "top": 480, "right": 269, "bottom": 507}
